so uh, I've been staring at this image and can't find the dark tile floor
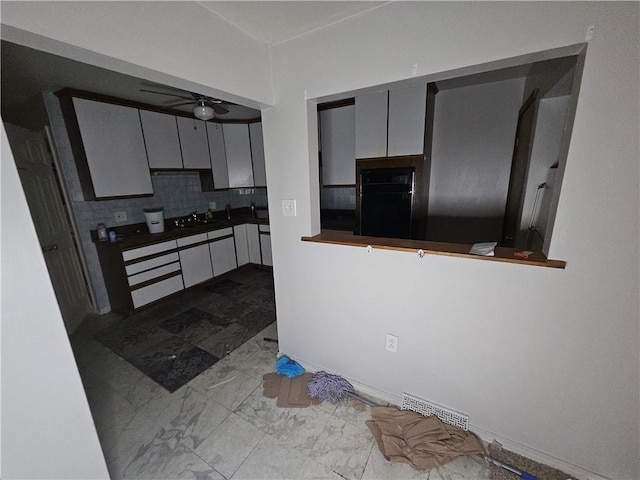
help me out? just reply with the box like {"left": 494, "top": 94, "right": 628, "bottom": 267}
{"left": 92, "top": 265, "right": 276, "bottom": 392}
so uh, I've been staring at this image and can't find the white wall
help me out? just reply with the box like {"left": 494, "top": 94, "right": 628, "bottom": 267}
{"left": 264, "top": 3, "right": 639, "bottom": 479}
{"left": 0, "top": 1, "right": 272, "bottom": 108}
{"left": 1, "top": 2, "right": 638, "bottom": 479}
{"left": 428, "top": 77, "right": 525, "bottom": 243}
{"left": 1, "top": 124, "right": 109, "bottom": 479}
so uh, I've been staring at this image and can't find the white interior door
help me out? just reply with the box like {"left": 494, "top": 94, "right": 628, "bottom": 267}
{"left": 6, "top": 124, "right": 93, "bottom": 332}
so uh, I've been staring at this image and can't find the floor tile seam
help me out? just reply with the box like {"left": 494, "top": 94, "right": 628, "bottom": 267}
{"left": 223, "top": 428, "right": 272, "bottom": 480}
{"left": 308, "top": 429, "right": 376, "bottom": 480}
{"left": 190, "top": 447, "right": 231, "bottom": 480}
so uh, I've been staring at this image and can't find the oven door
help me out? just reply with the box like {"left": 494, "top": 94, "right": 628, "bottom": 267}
{"left": 359, "top": 168, "right": 414, "bottom": 239}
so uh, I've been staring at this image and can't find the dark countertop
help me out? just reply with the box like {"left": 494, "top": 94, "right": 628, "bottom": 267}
{"left": 92, "top": 207, "right": 268, "bottom": 250}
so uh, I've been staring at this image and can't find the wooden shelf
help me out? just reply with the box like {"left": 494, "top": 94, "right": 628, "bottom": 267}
{"left": 302, "top": 230, "right": 566, "bottom": 269}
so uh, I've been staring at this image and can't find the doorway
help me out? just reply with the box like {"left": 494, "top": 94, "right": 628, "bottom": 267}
{"left": 5, "top": 123, "right": 94, "bottom": 332}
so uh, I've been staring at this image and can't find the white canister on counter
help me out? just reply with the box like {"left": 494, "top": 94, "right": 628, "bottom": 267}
{"left": 144, "top": 208, "right": 165, "bottom": 234}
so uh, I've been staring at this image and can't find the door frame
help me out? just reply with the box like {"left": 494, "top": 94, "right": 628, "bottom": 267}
{"left": 501, "top": 89, "right": 539, "bottom": 247}
{"left": 43, "top": 125, "right": 97, "bottom": 310}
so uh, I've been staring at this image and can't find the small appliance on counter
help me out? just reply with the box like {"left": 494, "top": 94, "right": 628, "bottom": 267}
{"left": 144, "top": 207, "right": 165, "bottom": 234}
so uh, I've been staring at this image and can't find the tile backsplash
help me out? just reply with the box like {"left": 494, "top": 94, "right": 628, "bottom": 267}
{"left": 75, "top": 172, "right": 267, "bottom": 228}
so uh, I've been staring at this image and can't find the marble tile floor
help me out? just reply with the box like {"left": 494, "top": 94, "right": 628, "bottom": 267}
{"left": 71, "top": 294, "right": 490, "bottom": 479}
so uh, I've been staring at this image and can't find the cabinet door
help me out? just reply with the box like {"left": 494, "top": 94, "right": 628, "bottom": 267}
{"left": 176, "top": 117, "right": 211, "bottom": 169}
{"left": 210, "top": 237, "right": 237, "bottom": 276}
{"left": 139, "top": 110, "right": 183, "bottom": 169}
{"left": 223, "top": 124, "right": 254, "bottom": 187}
{"left": 320, "top": 105, "right": 355, "bottom": 185}
{"left": 233, "top": 225, "right": 250, "bottom": 266}
{"left": 246, "top": 223, "right": 261, "bottom": 264}
{"left": 72, "top": 98, "right": 152, "bottom": 198}
{"left": 259, "top": 233, "right": 272, "bottom": 266}
{"left": 355, "top": 92, "right": 388, "bottom": 159}
{"left": 388, "top": 84, "right": 427, "bottom": 157}
{"left": 206, "top": 122, "right": 229, "bottom": 189}
{"left": 250, "top": 122, "right": 267, "bottom": 187}
{"left": 179, "top": 241, "right": 213, "bottom": 288}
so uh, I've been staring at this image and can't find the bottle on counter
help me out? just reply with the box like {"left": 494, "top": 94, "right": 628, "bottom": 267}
{"left": 225, "top": 204, "right": 231, "bottom": 221}
{"left": 250, "top": 202, "right": 256, "bottom": 217}
{"left": 108, "top": 230, "right": 117, "bottom": 243}
{"left": 97, "top": 223, "right": 108, "bottom": 242}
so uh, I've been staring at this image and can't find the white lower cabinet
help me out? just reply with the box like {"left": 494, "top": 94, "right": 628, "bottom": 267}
{"left": 246, "top": 224, "right": 262, "bottom": 264}
{"left": 233, "top": 225, "right": 250, "bottom": 266}
{"left": 208, "top": 228, "right": 237, "bottom": 276}
{"left": 177, "top": 233, "right": 213, "bottom": 288}
{"left": 131, "top": 275, "right": 184, "bottom": 309}
{"left": 260, "top": 225, "right": 272, "bottom": 267}
{"left": 123, "top": 239, "right": 184, "bottom": 309}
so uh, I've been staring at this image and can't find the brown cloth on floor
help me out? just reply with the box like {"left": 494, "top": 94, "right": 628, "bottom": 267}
{"left": 262, "top": 372, "right": 320, "bottom": 408}
{"left": 366, "top": 406, "right": 484, "bottom": 470}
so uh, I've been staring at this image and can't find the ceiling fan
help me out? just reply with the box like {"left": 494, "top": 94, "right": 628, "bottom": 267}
{"left": 140, "top": 88, "right": 230, "bottom": 120}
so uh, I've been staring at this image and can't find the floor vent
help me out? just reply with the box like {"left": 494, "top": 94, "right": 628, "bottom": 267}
{"left": 401, "top": 393, "right": 469, "bottom": 431}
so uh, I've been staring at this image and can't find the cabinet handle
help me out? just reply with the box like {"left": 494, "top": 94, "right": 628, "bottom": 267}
{"left": 42, "top": 244, "right": 59, "bottom": 252}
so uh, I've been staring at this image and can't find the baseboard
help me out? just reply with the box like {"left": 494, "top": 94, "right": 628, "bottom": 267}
{"left": 287, "top": 353, "right": 611, "bottom": 480}
{"left": 470, "top": 426, "right": 611, "bottom": 480}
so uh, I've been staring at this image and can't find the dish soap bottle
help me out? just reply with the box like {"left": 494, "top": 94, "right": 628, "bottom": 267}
{"left": 225, "top": 204, "right": 231, "bottom": 221}
{"left": 206, "top": 208, "right": 213, "bottom": 221}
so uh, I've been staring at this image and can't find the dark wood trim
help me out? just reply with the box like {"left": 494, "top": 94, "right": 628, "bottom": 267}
{"left": 418, "top": 83, "right": 438, "bottom": 239}
{"left": 317, "top": 98, "right": 355, "bottom": 111}
{"left": 178, "top": 239, "right": 211, "bottom": 250}
{"left": 129, "top": 269, "right": 183, "bottom": 291}
{"left": 55, "top": 88, "right": 260, "bottom": 123}
{"left": 127, "top": 260, "right": 181, "bottom": 278}
{"left": 304, "top": 231, "right": 566, "bottom": 269}
{"left": 123, "top": 248, "right": 180, "bottom": 266}
{"left": 208, "top": 234, "right": 234, "bottom": 242}
{"left": 322, "top": 184, "right": 356, "bottom": 188}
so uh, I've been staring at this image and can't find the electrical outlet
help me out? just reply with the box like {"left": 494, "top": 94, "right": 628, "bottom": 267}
{"left": 385, "top": 334, "right": 399, "bottom": 353}
{"left": 281, "top": 199, "right": 297, "bottom": 217}
{"left": 209, "top": 201, "right": 217, "bottom": 210}
{"left": 114, "top": 211, "right": 127, "bottom": 222}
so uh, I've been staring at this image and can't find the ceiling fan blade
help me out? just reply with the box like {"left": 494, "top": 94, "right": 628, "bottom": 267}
{"left": 140, "top": 89, "right": 192, "bottom": 100}
{"left": 212, "top": 104, "right": 229, "bottom": 115}
{"left": 164, "top": 101, "right": 195, "bottom": 107}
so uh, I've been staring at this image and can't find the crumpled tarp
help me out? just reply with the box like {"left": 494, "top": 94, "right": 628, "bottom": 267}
{"left": 366, "top": 406, "right": 484, "bottom": 470}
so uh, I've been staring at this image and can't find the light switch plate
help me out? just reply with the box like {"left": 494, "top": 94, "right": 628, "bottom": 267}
{"left": 281, "top": 199, "right": 297, "bottom": 217}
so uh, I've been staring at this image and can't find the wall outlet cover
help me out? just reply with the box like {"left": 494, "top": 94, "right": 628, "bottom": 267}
{"left": 281, "top": 199, "right": 297, "bottom": 217}
{"left": 114, "top": 211, "right": 127, "bottom": 222}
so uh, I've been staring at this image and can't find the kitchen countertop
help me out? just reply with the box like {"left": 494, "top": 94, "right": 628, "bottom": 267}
{"left": 92, "top": 208, "right": 268, "bottom": 250}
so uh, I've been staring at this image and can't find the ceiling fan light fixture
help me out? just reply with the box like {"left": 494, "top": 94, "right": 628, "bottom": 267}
{"left": 193, "top": 103, "right": 214, "bottom": 120}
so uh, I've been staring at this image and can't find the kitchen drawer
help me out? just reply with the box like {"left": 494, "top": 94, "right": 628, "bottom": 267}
{"left": 125, "top": 252, "right": 179, "bottom": 276}
{"left": 123, "top": 240, "right": 177, "bottom": 262}
{"left": 207, "top": 227, "right": 233, "bottom": 240}
{"left": 131, "top": 274, "right": 184, "bottom": 309}
{"left": 177, "top": 232, "right": 208, "bottom": 248}
{"left": 127, "top": 261, "right": 181, "bottom": 287}
{"left": 259, "top": 224, "right": 270, "bottom": 233}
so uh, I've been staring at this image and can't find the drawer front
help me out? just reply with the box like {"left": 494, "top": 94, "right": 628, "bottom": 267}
{"left": 207, "top": 227, "right": 233, "bottom": 240}
{"left": 259, "top": 224, "right": 270, "bottom": 233}
{"left": 131, "top": 275, "right": 184, "bottom": 309}
{"left": 127, "top": 261, "right": 181, "bottom": 287}
{"left": 177, "top": 233, "right": 208, "bottom": 248}
{"left": 125, "top": 252, "right": 179, "bottom": 276}
{"left": 123, "top": 240, "right": 177, "bottom": 262}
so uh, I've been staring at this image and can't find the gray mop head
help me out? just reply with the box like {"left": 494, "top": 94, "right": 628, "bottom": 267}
{"left": 307, "top": 371, "right": 355, "bottom": 404}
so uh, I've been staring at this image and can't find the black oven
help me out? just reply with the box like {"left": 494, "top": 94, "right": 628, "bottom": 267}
{"left": 358, "top": 167, "right": 415, "bottom": 239}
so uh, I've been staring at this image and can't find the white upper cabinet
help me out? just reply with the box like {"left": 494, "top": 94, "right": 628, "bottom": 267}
{"left": 223, "top": 123, "right": 254, "bottom": 188}
{"left": 176, "top": 117, "right": 211, "bottom": 169}
{"left": 250, "top": 122, "right": 267, "bottom": 187}
{"left": 72, "top": 97, "right": 153, "bottom": 198}
{"left": 355, "top": 92, "right": 388, "bottom": 159}
{"left": 387, "top": 84, "right": 427, "bottom": 157}
{"left": 320, "top": 104, "right": 355, "bottom": 185}
{"left": 139, "top": 110, "right": 183, "bottom": 169}
{"left": 206, "top": 122, "right": 229, "bottom": 189}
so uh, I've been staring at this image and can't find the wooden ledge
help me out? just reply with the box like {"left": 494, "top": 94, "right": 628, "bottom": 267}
{"left": 302, "top": 231, "right": 566, "bottom": 269}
